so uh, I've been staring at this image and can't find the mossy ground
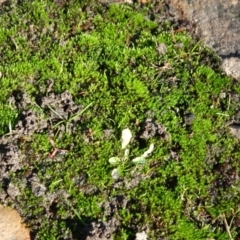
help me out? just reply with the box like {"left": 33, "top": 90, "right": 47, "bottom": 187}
{"left": 0, "top": 0, "right": 240, "bottom": 239}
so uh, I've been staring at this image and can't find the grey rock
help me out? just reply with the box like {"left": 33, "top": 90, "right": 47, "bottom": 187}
{"left": 169, "top": 0, "right": 240, "bottom": 79}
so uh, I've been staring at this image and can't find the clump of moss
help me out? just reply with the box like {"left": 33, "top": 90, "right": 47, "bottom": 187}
{"left": 0, "top": 0, "right": 239, "bottom": 239}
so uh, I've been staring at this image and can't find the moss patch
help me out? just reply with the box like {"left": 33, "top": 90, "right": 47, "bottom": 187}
{"left": 0, "top": 0, "right": 240, "bottom": 239}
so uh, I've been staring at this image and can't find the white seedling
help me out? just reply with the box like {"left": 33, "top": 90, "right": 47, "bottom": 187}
{"left": 109, "top": 128, "right": 155, "bottom": 179}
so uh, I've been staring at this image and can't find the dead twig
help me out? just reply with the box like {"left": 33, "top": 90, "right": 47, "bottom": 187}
{"left": 48, "top": 138, "right": 68, "bottom": 158}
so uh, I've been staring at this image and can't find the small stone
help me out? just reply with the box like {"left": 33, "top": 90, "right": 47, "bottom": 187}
{"left": 136, "top": 231, "right": 147, "bottom": 240}
{"left": 0, "top": 204, "right": 30, "bottom": 240}
{"left": 229, "top": 124, "right": 240, "bottom": 139}
{"left": 156, "top": 43, "right": 167, "bottom": 55}
{"left": 7, "top": 183, "right": 20, "bottom": 199}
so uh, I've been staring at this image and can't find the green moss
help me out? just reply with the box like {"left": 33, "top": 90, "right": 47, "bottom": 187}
{"left": 0, "top": 0, "right": 239, "bottom": 239}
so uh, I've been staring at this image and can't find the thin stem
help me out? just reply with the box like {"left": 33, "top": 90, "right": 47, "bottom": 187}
{"left": 222, "top": 214, "right": 233, "bottom": 240}
{"left": 68, "top": 101, "right": 94, "bottom": 122}
{"left": 47, "top": 105, "right": 65, "bottom": 120}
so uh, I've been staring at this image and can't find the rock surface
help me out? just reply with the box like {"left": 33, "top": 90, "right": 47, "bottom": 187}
{"left": 169, "top": 0, "right": 240, "bottom": 79}
{"left": 0, "top": 204, "right": 30, "bottom": 240}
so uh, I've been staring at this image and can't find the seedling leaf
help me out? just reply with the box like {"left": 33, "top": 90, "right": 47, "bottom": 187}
{"left": 121, "top": 128, "right": 132, "bottom": 149}
{"left": 141, "top": 143, "right": 154, "bottom": 158}
{"left": 109, "top": 157, "right": 121, "bottom": 165}
{"left": 124, "top": 148, "right": 130, "bottom": 160}
{"left": 132, "top": 156, "right": 146, "bottom": 164}
{"left": 111, "top": 168, "right": 121, "bottom": 180}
